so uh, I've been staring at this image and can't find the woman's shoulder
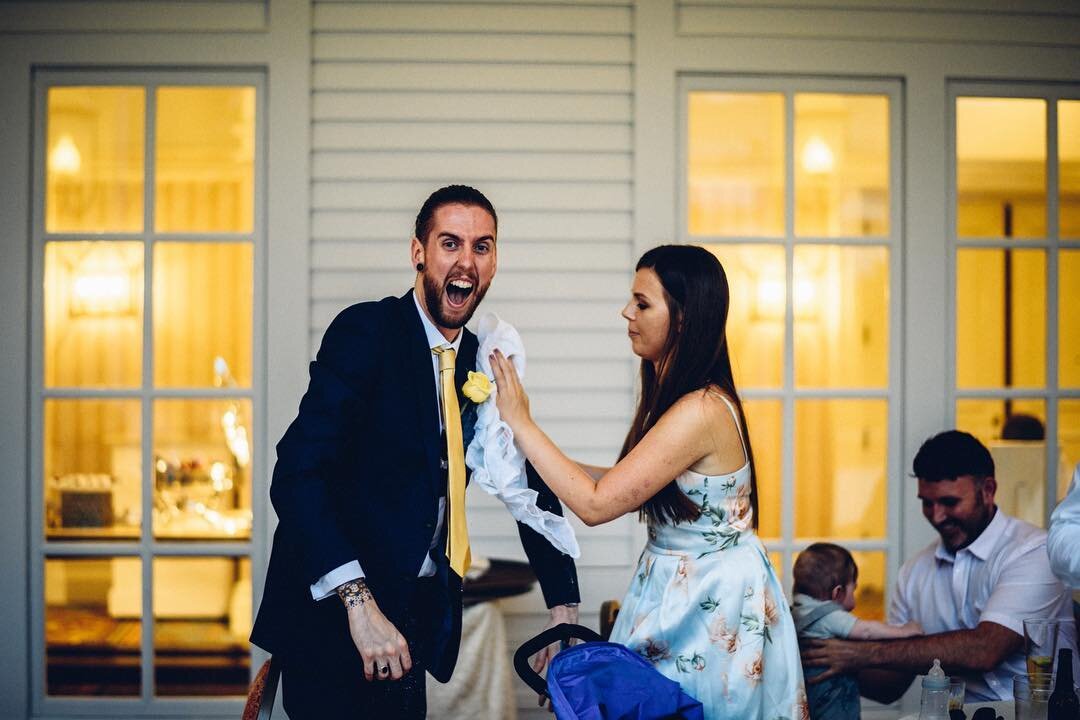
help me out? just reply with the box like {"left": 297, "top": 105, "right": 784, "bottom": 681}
{"left": 672, "top": 385, "right": 737, "bottom": 417}
{"left": 660, "top": 387, "right": 740, "bottom": 437}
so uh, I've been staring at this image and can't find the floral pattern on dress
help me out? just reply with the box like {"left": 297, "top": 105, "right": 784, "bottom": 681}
{"left": 637, "top": 637, "right": 671, "bottom": 665}
{"left": 610, "top": 462, "right": 805, "bottom": 719}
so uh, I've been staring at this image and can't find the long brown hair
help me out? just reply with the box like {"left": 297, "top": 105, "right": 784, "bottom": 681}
{"left": 620, "top": 245, "right": 759, "bottom": 527}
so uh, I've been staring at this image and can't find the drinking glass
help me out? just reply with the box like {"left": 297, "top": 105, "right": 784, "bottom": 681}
{"left": 947, "top": 680, "right": 965, "bottom": 711}
{"left": 1023, "top": 618, "right": 1059, "bottom": 681}
{"left": 1015, "top": 673, "right": 1052, "bottom": 720}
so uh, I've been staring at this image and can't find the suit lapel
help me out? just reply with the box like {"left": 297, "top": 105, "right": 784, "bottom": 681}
{"left": 397, "top": 291, "right": 441, "bottom": 479}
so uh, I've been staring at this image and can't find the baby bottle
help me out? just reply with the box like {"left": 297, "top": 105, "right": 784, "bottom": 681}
{"left": 918, "top": 659, "right": 950, "bottom": 720}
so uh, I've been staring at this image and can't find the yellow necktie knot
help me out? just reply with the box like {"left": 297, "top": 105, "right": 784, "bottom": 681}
{"left": 433, "top": 345, "right": 470, "bottom": 577}
{"left": 434, "top": 345, "right": 456, "bottom": 372}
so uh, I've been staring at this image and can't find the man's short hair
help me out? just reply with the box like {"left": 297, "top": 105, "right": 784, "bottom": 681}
{"left": 414, "top": 185, "right": 498, "bottom": 244}
{"left": 912, "top": 429, "right": 994, "bottom": 483}
{"left": 792, "top": 542, "right": 857, "bottom": 600}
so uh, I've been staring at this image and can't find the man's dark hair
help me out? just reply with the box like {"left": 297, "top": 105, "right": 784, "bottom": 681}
{"left": 792, "top": 543, "right": 857, "bottom": 600}
{"left": 414, "top": 185, "right": 497, "bottom": 244}
{"left": 912, "top": 429, "right": 994, "bottom": 483}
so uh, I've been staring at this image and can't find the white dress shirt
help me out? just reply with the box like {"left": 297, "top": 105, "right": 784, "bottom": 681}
{"left": 309, "top": 293, "right": 461, "bottom": 601}
{"left": 889, "top": 507, "right": 1078, "bottom": 701}
{"left": 1048, "top": 463, "right": 1080, "bottom": 588}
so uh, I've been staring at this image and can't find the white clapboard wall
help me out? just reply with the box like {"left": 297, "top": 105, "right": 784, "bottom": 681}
{"left": 309, "top": 2, "right": 639, "bottom": 717}
{"left": 675, "top": 0, "right": 1080, "bottom": 45}
{"left": 0, "top": 0, "right": 269, "bottom": 32}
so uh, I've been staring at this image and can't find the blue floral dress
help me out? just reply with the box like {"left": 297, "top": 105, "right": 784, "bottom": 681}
{"left": 609, "top": 403, "right": 807, "bottom": 720}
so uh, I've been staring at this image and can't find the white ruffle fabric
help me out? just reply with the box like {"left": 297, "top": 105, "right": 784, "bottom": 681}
{"left": 465, "top": 313, "right": 580, "bottom": 558}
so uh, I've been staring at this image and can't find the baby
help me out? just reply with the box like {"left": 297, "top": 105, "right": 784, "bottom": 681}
{"left": 792, "top": 542, "right": 921, "bottom": 720}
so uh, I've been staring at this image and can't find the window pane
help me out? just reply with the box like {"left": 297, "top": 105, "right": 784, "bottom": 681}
{"left": 45, "top": 399, "right": 141, "bottom": 540}
{"left": 153, "top": 243, "right": 253, "bottom": 388}
{"left": 794, "top": 245, "right": 889, "bottom": 388}
{"left": 1060, "top": 400, "right": 1080, "bottom": 503}
{"left": 45, "top": 241, "right": 143, "bottom": 388}
{"left": 153, "top": 399, "right": 252, "bottom": 540}
{"left": 957, "top": 97, "right": 1046, "bottom": 239}
{"left": 153, "top": 557, "right": 250, "bottom": 696}
{"left": 850, "top": 550, "right": 886, "bottom": 621}
{"left": 46, "top": 556, "right": 141, "bottom": 696}
{"left": 769, "top": 551, "right": 783, "bottom": 584}
{"left": 795, "top": 94, "right": 890, "bottom": 237}
{"left": 1060, "top": 100, "right": 1080, "bottom": 238}
{"left": 704, "top": 244, "right": 784, "bottom": 388}
{"left": 744, "top": 399, "right": 781, "bottom": 539}
{"left": 957, "top": 398, "right": 1047, "bottom": 527}
{"left": 795, "top": 399, "right": 887, "bottom": 539}
{"left": 46, "top": 87, "right": 144, "bottom": 234}
{"left": 688, "top": 93, "right": 784, "bottom": 237}
{"left": 956, "top": 249, "right": 1046, "bottom": 388}
{"left": 1061, "top": 250, "right": 1080, "bottom": 388}
{"left": 155, "top": 87, "right": 255, "bottom": 233}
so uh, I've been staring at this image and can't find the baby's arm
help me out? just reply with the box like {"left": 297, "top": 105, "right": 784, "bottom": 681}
{"left": 848, "top": 618, "right": 922, "bottom": 640}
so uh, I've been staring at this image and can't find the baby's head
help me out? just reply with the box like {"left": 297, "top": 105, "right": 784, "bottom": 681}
{"left": 793, "top": 542, "right": 858, "bottom": 611}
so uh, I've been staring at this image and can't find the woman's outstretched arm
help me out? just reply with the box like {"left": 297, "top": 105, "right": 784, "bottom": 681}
{"left": 490, "top": 349, "right": 720, "bottom": 526}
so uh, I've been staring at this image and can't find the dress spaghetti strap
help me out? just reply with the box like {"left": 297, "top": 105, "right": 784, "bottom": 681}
{"left": 716, "top": 393, "right": 749, "bottom": 466}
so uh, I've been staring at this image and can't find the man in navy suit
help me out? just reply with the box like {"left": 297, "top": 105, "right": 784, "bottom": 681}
{"left": 251, "top": 185, "right": 580, "bottom": 718}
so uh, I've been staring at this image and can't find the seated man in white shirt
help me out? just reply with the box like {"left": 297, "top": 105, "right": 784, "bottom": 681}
{"left": 802, "top": 430, "right": 1078, "bottom": 703}
{"left": 1048, "top": 462, "right": 1080, "bottom": 588}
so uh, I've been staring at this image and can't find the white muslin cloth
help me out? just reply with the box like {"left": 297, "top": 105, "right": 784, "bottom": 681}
{"left": 465, "top": 313, "right": 580, "bottom": 558}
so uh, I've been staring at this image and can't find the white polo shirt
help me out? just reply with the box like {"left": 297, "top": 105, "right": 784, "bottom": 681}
{"left": 889, "top": 507, "right": 1078, "bottom": 701}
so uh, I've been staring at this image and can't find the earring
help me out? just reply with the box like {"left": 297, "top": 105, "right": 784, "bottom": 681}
{"left": 416, "top": 262, "right": 424, "bottom": 272}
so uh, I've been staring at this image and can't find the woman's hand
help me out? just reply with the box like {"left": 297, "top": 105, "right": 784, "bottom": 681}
{"left": 489, "top": 349, "right": 533, "bottom": 432}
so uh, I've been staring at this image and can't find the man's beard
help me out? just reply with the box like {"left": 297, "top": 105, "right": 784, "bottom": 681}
{"left": 937, "top": 493, "right": 994, "bottom": 552}
{"left": 422, "top": 271, "right": 489, "bottom": 330}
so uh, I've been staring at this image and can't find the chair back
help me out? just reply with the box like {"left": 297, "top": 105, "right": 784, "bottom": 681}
{"left": 242, "top": 656, "right": 280, "bottom": 720}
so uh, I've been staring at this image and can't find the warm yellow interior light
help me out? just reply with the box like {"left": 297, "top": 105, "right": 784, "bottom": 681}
{"left": 754, "top": 275, "right": 819, "bottom": 320}
{"left": 756, "top": 278, "right": 785, "bottom": 319}
{"left": 794, "top": 277, "right": 817, "bottom": 311}
{"left": 221, "top": 405, "right": 250, "bottom": 468}
{"left": 71, "top": 271, "right": 133, "bottom": 316}
{"left": 49, "top": 134, "right": 82, "bottom": 175}
{"left": 209, "top": 462, "right": 233, "bottom": 493}
{"left": 801, "top": 136, "right": 835, "bottom": 174}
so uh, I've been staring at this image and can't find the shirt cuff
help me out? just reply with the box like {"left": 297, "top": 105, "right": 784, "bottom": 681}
{"left": 310, "top": 560, "right": 364, "bottom": 601}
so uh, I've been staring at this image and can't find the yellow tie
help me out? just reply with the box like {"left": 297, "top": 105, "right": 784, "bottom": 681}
{"left": 434, "top": 346, "right": 471, "bottom": 577}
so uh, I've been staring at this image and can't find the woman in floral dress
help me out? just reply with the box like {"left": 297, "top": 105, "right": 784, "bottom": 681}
{"left": 491, "top": 244, "right": 806, "bottom": 719}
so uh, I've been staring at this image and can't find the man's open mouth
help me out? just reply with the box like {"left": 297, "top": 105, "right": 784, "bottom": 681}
{"left": 445, "top": 278, "right": 475, "bottom": 308}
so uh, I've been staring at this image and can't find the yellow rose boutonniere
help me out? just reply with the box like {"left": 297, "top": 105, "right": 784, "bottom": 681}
{"left": 462, "top": 371, "right": 493, "bottom": 404}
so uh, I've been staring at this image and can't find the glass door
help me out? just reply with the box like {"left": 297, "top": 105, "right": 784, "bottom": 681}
{"left": 30, "top": 70, "right": 264, "bottom": 715}
{"left": 950, "top": 84, "right": 1080, "bottom": 526}
{"left": 680, "top": 76, "right": 902, "bottom": 620}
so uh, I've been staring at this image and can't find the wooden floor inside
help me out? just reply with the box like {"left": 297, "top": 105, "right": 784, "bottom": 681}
{"left": 46, "top": 607, "right": 250, "bottom": 696}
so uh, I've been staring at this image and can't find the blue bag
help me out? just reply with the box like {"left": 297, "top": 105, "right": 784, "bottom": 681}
{"left": 514, "top": 623, "right": 704, "bottom": 720}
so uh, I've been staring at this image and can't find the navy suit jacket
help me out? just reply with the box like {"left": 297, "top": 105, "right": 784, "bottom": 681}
{"left": 251, "top": 291, "right": 579, "bottom": 680}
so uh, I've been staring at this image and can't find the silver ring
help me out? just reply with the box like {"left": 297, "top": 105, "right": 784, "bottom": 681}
{"left": 379, "top": 665, "right": 390, "bottom": 674}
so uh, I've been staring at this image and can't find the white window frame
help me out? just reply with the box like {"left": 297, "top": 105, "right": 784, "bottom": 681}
{"left": 28, "top": 68, "right": 267, "bottom": 717}
{"left": 677, "top": 75, "right": 905, "bottom": 602}
{"left": 947, "top": 81, "right": 1080, "bottom": 524}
